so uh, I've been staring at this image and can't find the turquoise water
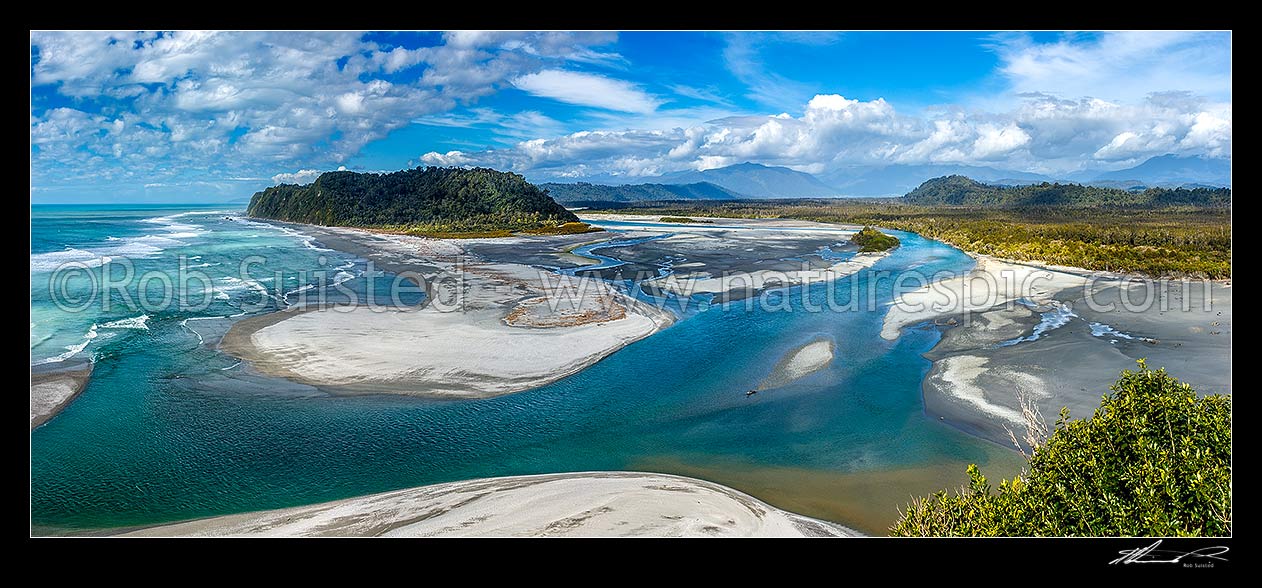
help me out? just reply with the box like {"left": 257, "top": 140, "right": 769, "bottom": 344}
{"left": 31, "top": 205, "right": 1000, "bottom": 532}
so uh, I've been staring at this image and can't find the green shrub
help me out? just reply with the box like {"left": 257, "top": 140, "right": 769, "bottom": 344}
{"left": 519, "top": 222, "right": 605, "bottom": 235}
{"left": 850, "top": 226, "right": 900, "bottom": 252}
{"left": 891, "top": 361, "right": 1231, "bottom": 537}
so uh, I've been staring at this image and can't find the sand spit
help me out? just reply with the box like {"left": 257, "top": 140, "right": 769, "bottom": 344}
{"left": 881, "top": 254, "right": 1231, "bottom": 446}
{"left": 655, "top": 251, "right": 887, "bottom": 298}
{"left": 222, "top": 227, "right": 673, "bottom": 399}
{"left": 881, "top": 256, "right": 1089, "bottom": 341}
{"left": 121, "top": 472, "right": 860, "bottom": 538}
{"left": 30, "top": 359, "right": 93, "bottom": 430}
{"left": 223, "top": 217, "right": 886, "bottom": 399}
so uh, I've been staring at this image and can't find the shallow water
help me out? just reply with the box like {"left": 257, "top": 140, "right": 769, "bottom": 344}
{"left": 31, "top": 205, "right": 1018, "bottom": 535}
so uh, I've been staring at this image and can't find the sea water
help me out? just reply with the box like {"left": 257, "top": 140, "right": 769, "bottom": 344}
{"left": 31, "top": 205, "right": 1017, "bottom": 534}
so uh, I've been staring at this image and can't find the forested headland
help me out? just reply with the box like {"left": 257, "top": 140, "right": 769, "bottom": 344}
{"left": 247, "top": 167, "right": 589, "bottom": 237}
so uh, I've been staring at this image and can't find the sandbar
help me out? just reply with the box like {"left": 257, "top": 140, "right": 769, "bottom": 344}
{"left": 120, "top": 471, "right": 860, "bottom": 537}
{"left": 30, "top": 359, "right": 93, "bottom": 430}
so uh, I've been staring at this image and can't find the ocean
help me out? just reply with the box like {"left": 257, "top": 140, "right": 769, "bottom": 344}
{"left": 30, "top": 204, "right": 1021, "bottom": 535}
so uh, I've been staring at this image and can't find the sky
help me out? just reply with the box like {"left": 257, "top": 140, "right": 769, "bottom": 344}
{"left": 30, "top": 31, "right": 1231, "bottom": 202}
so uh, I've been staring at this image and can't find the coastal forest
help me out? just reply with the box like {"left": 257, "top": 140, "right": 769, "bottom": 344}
{"left": 905, "top": 175, "right": 1232, "bottom": 207}
{"left": 247, "top": 167, "right": 580, "bottom": 235}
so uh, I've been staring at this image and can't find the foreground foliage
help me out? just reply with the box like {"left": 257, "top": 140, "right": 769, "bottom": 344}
{"left": 890, "top": 362, "right": 1231, "bottom": 537}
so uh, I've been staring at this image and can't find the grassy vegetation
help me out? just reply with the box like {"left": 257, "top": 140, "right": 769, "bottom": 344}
{"left": 588, "top": 200, "right": 1231, "bottom": 278}
{"left": 366, "top": 221, "right": 602, "bottom": 239}
{"left": 658, "top": 216, "right": 713, "bottom": 224}
{"left": 891, "top": 361, "right": 1231, "bottom": 537}
{"left": 851, "top": 226, "right": 900, "bottom": 252}
{"left": 519, "top": 221, "right": 605, "bottom": 235}
{"left": 402, "top": 229, "right": 515, "bottom": 239}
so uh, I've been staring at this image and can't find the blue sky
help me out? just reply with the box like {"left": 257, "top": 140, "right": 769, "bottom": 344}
{"left": 30, "top": 31, "right": 1231, "bottom": 202}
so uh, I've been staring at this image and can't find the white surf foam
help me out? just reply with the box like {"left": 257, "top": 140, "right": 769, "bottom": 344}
{"left": 1089, "top": 322, "right": 1136, "bottom": 340}
{"left": 32, "top": 211, "right": 217, "bottom": 273}
{"left": 99, "top": 314, "right": 150, "bottom": 330}
{"left": 31, "top": 324, "right": 99, "bottom": 365}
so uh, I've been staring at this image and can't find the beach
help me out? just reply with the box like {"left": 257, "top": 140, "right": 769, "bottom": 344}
{"left": 30, "top": 359, "right": 93, "bottom": 430}
{"left": 882, "top": 255, "right": 1232, "bottom": 445}
{"left": 220, "top": 226, "right": 675, "bottom": 399}
{"left": 120, "top": 471, "right": 860, "bottom": 537}
{"left": 222, "top": 217, "right": 885, "bottom": 399}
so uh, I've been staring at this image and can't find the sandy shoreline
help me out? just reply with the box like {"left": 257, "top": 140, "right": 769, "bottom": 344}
{"left": 223, "top": 217, "right": 886, "bottom": 399}
{"left": 221, "top": 225, "right": 674, "bottom": 399}
{"left": 882, "top": 254, "right": 1232, "bottom": 446}
{"left": 119, "top": 471, "right": 860, "bottom": 537}
{"left": 880, "top": 256, "right": 1089, "bottom": 341}
{"left": 30, "top": 359, "right": 93, "bottom": 430}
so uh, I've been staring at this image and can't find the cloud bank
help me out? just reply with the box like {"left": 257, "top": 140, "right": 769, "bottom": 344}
{"left": 29, "top": 31, "right": 619, "bottom": 194}
{"left": 422, "top": 91, "right": 1231, "bottom": 180}
{"left": 31, "top": 31, "right": 1230, "bottom": 199}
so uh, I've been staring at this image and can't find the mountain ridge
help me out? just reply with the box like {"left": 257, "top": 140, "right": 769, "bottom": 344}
{"left": 541, "top": 181, "right": 743, "bottom": 203}
{"left": 655, "top": 162, "right": 839, "bottom": 198}
{"left": 904, "top": 175, "right": 1231, "bottom": 207}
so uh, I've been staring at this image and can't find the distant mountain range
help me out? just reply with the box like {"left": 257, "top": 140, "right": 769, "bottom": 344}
{"left": 819, "top": 164, "right": 1055, "bottom": 196}
{"left": 537, "top": 155, "right": 1229, "bottom": 201}
{"left": 1084, "top": 154, "right": 1232, "bottom": 187}
{"left": 655, "top": 162, "right": 840, "bottom": 198}
{"left": 540, "top": 181, "right": 741, "bottom": 203}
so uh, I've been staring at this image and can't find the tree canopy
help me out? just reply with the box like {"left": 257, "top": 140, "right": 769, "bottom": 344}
{"left": 905, "top": 175, "right": 1231, "bottom": 208}
{"left": 850, "top": 226, "right": 900, "bottom": 252}
{"left": 891, "top": 361, "right": 1231, "bottom": 537}
{"left": 247, "top": 167, "right": 578, "bottom": 231}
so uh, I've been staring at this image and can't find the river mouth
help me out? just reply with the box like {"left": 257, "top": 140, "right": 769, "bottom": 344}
{"left": 32, "top": 209, "right": 1011, "bottom": 534}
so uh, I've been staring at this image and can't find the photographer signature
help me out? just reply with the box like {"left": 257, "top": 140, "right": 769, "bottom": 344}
{"left": 1110, "top": 540, "right": 1229, "bottom": 565}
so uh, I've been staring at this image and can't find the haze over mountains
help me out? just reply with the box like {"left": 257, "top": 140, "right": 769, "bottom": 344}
{"left": 540, "top": 154, "right": 1230, "bottom": 202}
{"left": 654, "top": 162, "right": 840, "bottom": 198}
{"left": 539, "top": 181, "right": 741, "bottom": 203}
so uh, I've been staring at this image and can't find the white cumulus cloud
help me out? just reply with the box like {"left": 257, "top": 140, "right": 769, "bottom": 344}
{"left": 422, "top": 91, "right": 1231, "bottom": 180}
{"left": 271, "top": 169, "right": 323, "bottom": 185}
{"left": 30, "top": 31, "right": 622, "bottom": 193}
{"left": 512, "top": 69, "right": 660, "bottom": 114}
